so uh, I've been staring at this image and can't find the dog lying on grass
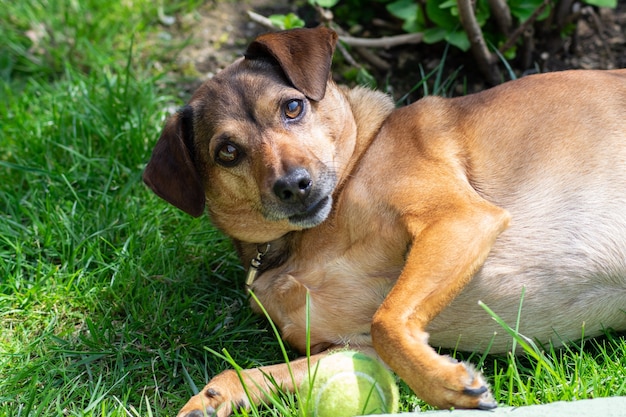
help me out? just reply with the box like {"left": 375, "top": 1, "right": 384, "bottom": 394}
{"left": 143, "top": 26, "right": 626, "bottom": 417}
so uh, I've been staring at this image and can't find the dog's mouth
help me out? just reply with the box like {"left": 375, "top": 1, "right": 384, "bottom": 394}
{"left": 287, "top": 195, "right": 332, "bottom": 228}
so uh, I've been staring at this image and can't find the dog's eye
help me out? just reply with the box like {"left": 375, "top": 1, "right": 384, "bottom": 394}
{"left": 283, "top": 99, "right": 304, "bottom": 120}
{"left": 215, "top": 142, "right": 241, "bottom": 166}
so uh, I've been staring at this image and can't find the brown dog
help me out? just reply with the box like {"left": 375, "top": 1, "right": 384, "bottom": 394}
{"left": 144, "top": 27, "right": 626, "bottom": 416}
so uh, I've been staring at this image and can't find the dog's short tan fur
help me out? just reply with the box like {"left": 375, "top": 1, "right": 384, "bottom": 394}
{"left": 144, "top": 27, "right": 626, "bottom": 416}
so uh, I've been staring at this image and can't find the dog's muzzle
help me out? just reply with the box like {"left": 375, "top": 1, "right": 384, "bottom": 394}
{"left": 262, "top": 167, "right": 335, "bottom": 228}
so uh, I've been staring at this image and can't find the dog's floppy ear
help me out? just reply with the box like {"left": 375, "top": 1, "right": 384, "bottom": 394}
{"left": 245, "top": 26, "right": 338, "bottom": 101}
{"left": 143, "top": 107, "right": 205, "bottom": 217}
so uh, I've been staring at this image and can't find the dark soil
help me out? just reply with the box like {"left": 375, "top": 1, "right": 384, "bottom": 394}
{"left": 161, "top": 0, "right": 626, "bottom": 100}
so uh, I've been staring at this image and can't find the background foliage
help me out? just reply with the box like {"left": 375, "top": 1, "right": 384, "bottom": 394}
{"left": 273, "top": 0, "right": 619, "bottom": 84}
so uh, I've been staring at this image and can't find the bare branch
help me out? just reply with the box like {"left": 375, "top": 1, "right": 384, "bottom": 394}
{"left": 457, "top": 0, "right": 501, "bottom": 85}
{"left": 488, "top": 0, "right": 512, "bottom": 34}
{"left": 248, "top": 10, "right": 423, "bottom": 49}
{"left": 326, "top": 22, "right": 392, "bottom": 71}
{"left": 499, "top": 0, "right": 550, "bottom": 54}
{"left": 555, "top": 0, "right": 575, "bottom": 28}
{"left": 339, "top": 33, "right": 424, "bottom": 48}
{"left": 336, "top": 41, "right": 359, "bottom": 68}
{"left": 247, "top": 10, "right": 276, "bottom": 31}
{"left": 352, "top": 45, "right": 391, "bottom": 71}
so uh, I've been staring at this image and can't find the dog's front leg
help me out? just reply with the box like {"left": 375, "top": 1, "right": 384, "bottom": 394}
{"left": 371, "top": 197, "right": 510, "bottom": 410}
{"left": 177, "top": 352, "right": 328, "bottom": 417}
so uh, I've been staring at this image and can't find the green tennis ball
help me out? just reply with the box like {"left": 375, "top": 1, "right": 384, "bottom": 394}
{"left": 299, "top": 351, "right": 399, "bottom": 417}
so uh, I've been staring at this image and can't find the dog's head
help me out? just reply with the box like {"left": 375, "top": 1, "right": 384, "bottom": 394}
{"left": 143, "top": 27, "right": 358, "bottom": 243}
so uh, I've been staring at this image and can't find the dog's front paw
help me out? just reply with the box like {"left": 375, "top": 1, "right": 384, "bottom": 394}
{"left": 177, "top": 371, "right": 249, "bottom": 417}
{"left": 416, "top": 358, "right": 496, "bottom": 410}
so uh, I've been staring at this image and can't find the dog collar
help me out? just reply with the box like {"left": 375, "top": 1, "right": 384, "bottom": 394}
{"left": 245, "top": 243, "right": 271, "bottom": 288}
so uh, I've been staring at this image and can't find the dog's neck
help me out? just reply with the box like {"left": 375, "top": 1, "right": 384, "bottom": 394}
{"left": 238, "top": 86, "right": 395, "bottom": 284}
{"left": 337, "top": 86, "right": 395, "bottom": 188}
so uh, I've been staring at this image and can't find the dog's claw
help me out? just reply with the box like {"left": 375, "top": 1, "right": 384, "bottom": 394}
{"left": 183, "top": 408, "right": 216, "bottom": 417}
{"left": 205, "top": 388, "right": 220, "bottom": 398}
{"left": 463, "top": 385, "right": 488, "bottom": 397}
{"left": 478, "top": 400, "right": 498, "bottom": 410}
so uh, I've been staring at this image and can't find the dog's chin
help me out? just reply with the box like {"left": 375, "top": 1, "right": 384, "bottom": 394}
{"left": 287, "top": 196, "right": 333, "bottom": 228}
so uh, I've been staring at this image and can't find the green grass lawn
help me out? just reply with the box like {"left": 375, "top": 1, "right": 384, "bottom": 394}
{"left": 1, "top": 1, "right": 624, "bottom": 416}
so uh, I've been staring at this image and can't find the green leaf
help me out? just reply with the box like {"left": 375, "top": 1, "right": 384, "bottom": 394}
{"left": 387, "top": 0, "right": 418, "bottom": 21}
{"left": 309, "top": 0, "right": 340, "bottom": 7}
{"left": 342, "top": 67, "right": 377, "bottom": 89}
{"left": 582, "top": 0, "right": 617, "bottom": 6}
{"left": 424, "top": 28, "right": 470, "bottom": 51}
{"left": 426, "top": 0, "right": 458, "bottom": 30}
{"left": 423, "top": 27, "right": 447, "bottom": 44}
{"left": 509, "top": 0, "right": 551, "bottom": 22}
{"left": 475, "top": 0, "right": 491, "bottom": 26}
{"left": 445, "top": 30, "right": 470, "bottom": 51}
{"left": 440, "top": 0, "right": 457, "bottom": 8}
{"left": 402, "top": 16, "right": 424, "bottom": 33}
{"left": 268, "top": 13, "right": 305, "bottom": 30}
{"left": 387, "top": 0, "right": 424, "bottom": 33}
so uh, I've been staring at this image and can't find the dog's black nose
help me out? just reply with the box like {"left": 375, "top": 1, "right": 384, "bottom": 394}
{"left": 273, "top": 168, "right": 312, "bottom": 203}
